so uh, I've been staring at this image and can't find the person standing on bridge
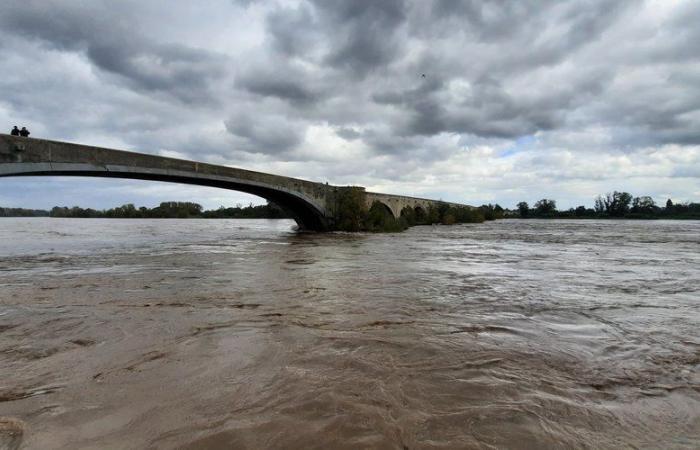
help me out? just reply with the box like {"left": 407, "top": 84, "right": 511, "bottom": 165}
{"left": 10, "top": 126, "right": 20, "bottom": 136}
{"left": 19, "top": 127, "right": 30, "bottom": 137}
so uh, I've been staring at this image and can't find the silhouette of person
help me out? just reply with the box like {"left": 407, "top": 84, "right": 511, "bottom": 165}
{"left": 10, "top": 126, "right": 20, "bottom": 136}
{"left": 19, "top": 127, "right": 30, "bottom": 137}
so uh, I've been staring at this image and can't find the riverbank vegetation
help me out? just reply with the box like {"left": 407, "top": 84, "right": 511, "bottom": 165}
{"left": 513, "top": 192, "right": 700, "bottom": 219}
{"left": 1, "top": 193, "right": 500, "bottom": 233}
{"left": 1, "top": 202, "right": 290, "bottom": 219}
{"left": 5, "top": 190, "right": 696, "bottom": 229}
{"left": 0, "top": 207, "right": 48, "bottom": 217}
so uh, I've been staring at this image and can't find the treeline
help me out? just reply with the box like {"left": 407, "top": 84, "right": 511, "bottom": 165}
{"left": 0, "top": 207, "right": 49, "bottom": 217}
{"left": 332, "top": 187, "right": 500, "bottom": 232}
{"left": 201, "top": 203, "right": 288, "bottom": 219}
{"left": 1, "top": 201, "right": 290, "bottom": 219}
{"left": 514, "top": 192, "right": 700, "bottom": 219}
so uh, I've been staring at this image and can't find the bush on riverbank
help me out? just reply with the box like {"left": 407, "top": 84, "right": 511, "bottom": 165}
{"left": 366, "top": 201, "right": 408, "bottom": 232}
{"left": 331, "top": 188, "right": 408, "bottom": 232}
{"left": 333, "top": 187, "right": 368, "bottom": 232}
{"left": 399, "top": 203, "right": 485, "bottom": 227}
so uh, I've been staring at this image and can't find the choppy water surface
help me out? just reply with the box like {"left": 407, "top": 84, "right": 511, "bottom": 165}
{"left": 0, "top": 218, "right": 698, "bottom": 449}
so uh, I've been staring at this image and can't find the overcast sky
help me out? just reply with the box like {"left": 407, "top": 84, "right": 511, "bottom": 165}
{"left": 1, "top": 0, "right": 699, "bottom": 210}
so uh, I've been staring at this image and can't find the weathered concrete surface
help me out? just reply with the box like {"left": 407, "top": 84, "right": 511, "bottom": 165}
{"left": 0, "top": 135, "right": 471, "bottom": 230}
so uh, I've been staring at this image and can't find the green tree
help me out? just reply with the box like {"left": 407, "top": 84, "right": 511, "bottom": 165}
{"left": 426, "top": 205, "right": 441, "bottom": 224}
{"left": 534, "top": 199, "right": 557, "bottom": 217}
{"left": 631, "top": 196, "right": 657, "bottom": 214}
{"left": 665, "top": 198, "right": 674, "bottom": 213}
{"left": 602, "top": 191, "right": 632, "bottom": 216}
{"left": 366, "top": 201, "right": 403, "bottom": 231}
{"left": 594, "top": 196, "right": 605, "bottom": 214}
{"left": 494, "top": 204, "right": 504, "bottom": 219}
{"left": 574, "top": 205, "right": 588, "bottom": 217}
{"left": 480, "top": 204, "right": 496, "bottom": 221}
{"left": 517, "top": 201, "right": 529, "bottom": 218}
{"left": 400, "top": 206, "right": 417, "bottom": 226}
{"left": 334, "top": 187, "right": 367, "bottom": 231}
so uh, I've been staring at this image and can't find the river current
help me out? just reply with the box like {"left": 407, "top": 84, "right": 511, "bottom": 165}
{"left": 0, "top": 218, "right": 698, "bottom": 449}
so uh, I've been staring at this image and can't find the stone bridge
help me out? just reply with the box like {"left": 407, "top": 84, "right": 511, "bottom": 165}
{"left": 0, "top": 134, "right": 471, "bottom": 231}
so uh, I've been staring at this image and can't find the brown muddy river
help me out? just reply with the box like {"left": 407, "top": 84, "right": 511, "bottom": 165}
{"left": 0, "top": 218, "right": 698, "bottom": 449}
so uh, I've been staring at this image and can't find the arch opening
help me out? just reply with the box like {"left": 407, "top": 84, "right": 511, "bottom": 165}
{"left": 0, "top": 168, "right": 329, "bottom": 231}
{"left": 400, "top": 204, "right": 428, "bottom": 227}
{"left": 368, "top": 201, "right": 395, "bottom": 220}
{"left": 366, "top": 200, "right": 407, "bottom": 232}
{"left": 414, "top": 206, "right": 427, "bottom": 224}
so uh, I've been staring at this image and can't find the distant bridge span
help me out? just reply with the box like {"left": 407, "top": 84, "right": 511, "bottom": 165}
{"left": 0, "top": 135, "right": 471, "bottom": 231}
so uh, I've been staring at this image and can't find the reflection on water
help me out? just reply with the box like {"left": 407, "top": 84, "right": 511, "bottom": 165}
{"left": 0, "top": 218, "right": 698, "bottom": 449}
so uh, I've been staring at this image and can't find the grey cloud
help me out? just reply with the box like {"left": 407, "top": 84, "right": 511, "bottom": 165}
{"left": 421, "top": 0, "right": 634, "bottom": 72}
{"left": 225, "top": 113, "right": 304, "bottom": 155}
{"left": 265, "top": 4, "right": 317, "bottom": 57}
{"left": 661, "top": 2, "right": 700, "bottom": 61}
{"left": 335, "top": 128, "right": 362, "bottom": 141}
{"left": 231, "top": 0, "right": 259, "bottom": 6}
{"left": 318, "top": 0, "right": 407, "bottom": 74}
{"left": 359, "top": 127, "right": 455, "bottom": 163}
{"left": 235, "top": 64, "right": 322, "bottom": 104}
{"left": 0, "top": 1, "right": 226, "bottom": 105}
{"left": 427, "top": 0, "right": 558, "bottom": 42}
{"left": 369, "top": 73, "right": 606, "bottom": 140}
{"left": 253, "top": 0, "right": 636, "bottom": 146}
{"left": 265, "top": 0, "right": 407, "bottom": 76}
{"left": 87, "top": 42, "right": 226, "bottom": 105}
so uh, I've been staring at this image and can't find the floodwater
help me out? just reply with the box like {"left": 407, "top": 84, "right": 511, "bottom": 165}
{"left": 0, "top": 218, "right": 698, "bottom": 449}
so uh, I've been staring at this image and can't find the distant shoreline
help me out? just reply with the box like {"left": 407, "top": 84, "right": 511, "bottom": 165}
{"left": 509, "top": 216, "right": 700, "bottom": 221}
{"left": 0, "top": 216, "right": 291, "bottom": 219}
{"left": 0, "top": 202, "right": 291, "bottom": 219}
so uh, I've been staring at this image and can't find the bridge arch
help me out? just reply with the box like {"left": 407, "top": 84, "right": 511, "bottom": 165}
{"left": 0, "top": 165, "right": 329, "bottom": 230}
{"left": 0, "top": 137, "right": 331, "bottom": 230}
{"left": 369, "top": 200, "right": 396, "bottom": 219}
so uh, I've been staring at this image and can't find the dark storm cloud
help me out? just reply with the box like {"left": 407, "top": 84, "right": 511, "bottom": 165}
{"left": 224, "top": 112, "right": 304, "bottom": 155}
{"left": 661, "top": 1, "right": 700, "bottom": 61}
{"left": 250, "top": 0, "right": 652, "bottom": 150}
{"left": 427, "top": 0, "right": 560, "bottom": 43}
{"left": 222, "top": 0, "right": 697, "bottom": 155}
{"left": 0, "top": 1, "right": 226, "bottom": 105}
{"left": 316, "top": 0, "right": 407, "bottom": 74}
{"left": 335, "top": 128, "right": 362, "bottom": 141}
{"left": 235, "top": 64, "right": 322, "bottom": 105}
{"left": 265, "top": 4, "right": 317, "bottom": 57}
{"left": 355, "top": 0, "right": 634, "bottom": 142}
{"left": 369, "top": 71, "right": 609, "bottom": 140}
{"left": 265, "top": 0, "right": 407, "bottom": 77}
